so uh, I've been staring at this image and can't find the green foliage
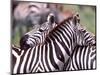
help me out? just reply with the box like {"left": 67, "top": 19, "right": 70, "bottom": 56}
{"left": 63, "top": 5, "right": 96, "bottom": 34}
{"left": 12, "top": 29, "right": 20, "bottom": 47}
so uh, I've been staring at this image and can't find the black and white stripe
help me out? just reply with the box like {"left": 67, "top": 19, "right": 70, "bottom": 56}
{"left": 64, "top": 45, "right": 96, "bottom": 71}
{"left": 12, "top": 13, "right": 96, "bottom": 74}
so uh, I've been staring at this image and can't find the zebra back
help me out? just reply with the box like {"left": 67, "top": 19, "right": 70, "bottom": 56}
{"left": 64, "top": 45, "right": 96, "bottom": 71}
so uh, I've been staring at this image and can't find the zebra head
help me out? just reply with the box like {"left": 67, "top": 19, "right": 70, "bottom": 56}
{"left": 20, "top": 13, "right": 57, "bottom": 50}
{"left": 71, "top": 13, "right": 96, "bottom": 46}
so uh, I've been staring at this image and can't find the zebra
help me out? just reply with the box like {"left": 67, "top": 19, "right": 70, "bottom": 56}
{"left": 20, "top": 13, "right": 57, "bottom": 51}
{"left": 63, "top": 45, "right": 96, "bottom": 71}
{"left": 12, "top": 13, "right": 96, "bottom": 74}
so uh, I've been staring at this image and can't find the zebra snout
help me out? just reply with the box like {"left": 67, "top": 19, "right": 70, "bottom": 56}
{"left": 20, "top": 34, "right": 33, "bottom": 50}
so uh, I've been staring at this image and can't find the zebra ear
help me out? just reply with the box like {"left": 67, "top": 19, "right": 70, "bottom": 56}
{"left": 47, "top": 13, "right": 55, "bottom": 24}
{"left": 73, "top": 13, "right": 80, "bottom": 26}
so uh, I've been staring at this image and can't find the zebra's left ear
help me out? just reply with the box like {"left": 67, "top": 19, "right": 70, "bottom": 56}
{"left": 47, "top": 13, "right": 55, "bottom": 24}
{"left": 73, "top": 13, "right": 80, "bottom": 26}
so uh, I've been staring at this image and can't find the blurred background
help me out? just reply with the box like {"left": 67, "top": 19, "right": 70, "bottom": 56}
{"left": 12, "top": 0, "right": 96, "bottom": 47}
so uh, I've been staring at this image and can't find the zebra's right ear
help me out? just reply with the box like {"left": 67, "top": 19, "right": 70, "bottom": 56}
{"left": 47, "top": 13, "right": 55, "bottom": 24}
{"left": 73, "top": 13, "right": 80, "bottom": 26}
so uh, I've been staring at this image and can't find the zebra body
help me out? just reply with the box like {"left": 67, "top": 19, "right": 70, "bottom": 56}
{"left": 12, "top": 45, "right": 96, "bottom": 74}
{"left": 12, "top": 44, "right": 68, "bottom": 74}
{"left": 12, "top": 13, "right": 96, "bottom": 74}
{"left": 64, "top": 45, "right": 96, "bottom": 71}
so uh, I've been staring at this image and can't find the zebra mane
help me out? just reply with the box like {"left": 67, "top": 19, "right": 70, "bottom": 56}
{"left": 47, "top": 13, "right": 80, "bottom": 35}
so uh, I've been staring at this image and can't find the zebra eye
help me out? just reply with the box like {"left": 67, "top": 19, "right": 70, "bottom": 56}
{"left": 39, "top": 29, "right": 44, "bottom": 32}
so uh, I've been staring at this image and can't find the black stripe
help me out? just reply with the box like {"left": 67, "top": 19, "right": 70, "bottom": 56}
{"left": 17, "top": 51, "right": 26, "bottom": 73}
{"left": 31, "top": 46, "right": 39, "bottom": 72}
{"left": 33, "top": 32, "right": 41, "bottom": 35}
{"left": 24, "top": 48, "right": 32, "bottom": 73}
{"left": 29, "top": 36, "right": 37, "bottom": 44}
{"left": 41, "top": 45, "right": 46, "bottom": 71}
{"left": 23, "top": 49, "right": 31, "bottom": 73}
{"left": 45, "top": 42, "right": 52, "bottom": 71}
{"left": 90, "top": 56, "right": 96, "bottom": 69}
{"left": 60, "top": 39, "right": 70, "bottom": 56}
{"left": 78, "top": 46, "right": 83, "bottom": 69}
{"left": 71, "top": 54, "right": 76, "bottom": 70}
{"left": 86, "top": 46, "right": 91, "bottom": 69}
{"left": 29, "top": 39, "right": 36, "bottom": 45}
{"left": 49, "top": 33, "right": 56, "bottom": 41}
{"left": 53, "top": 40, "right": 65, "bottom": 63}
{"left": 71, "top": 47, "right": 78, "bottom": 70}
{"left": 49, "top": 40, "right": 59, "bottom": 70}
{"left": 12, "top": 54, "right": 16, "bottom": 73}
{"left": 82, "top": 46, "right": 87, "bottom": 69}
{"left": 32, "top": 35, "right": 41, "bottom": 40}
{"left": 63, "top": 57, "right": 71, "bottom": 71}
{"left": 29, "top": 47, "right": 36, "bottom": 71}
{"left": 74, "top": 46, "right": 80, "bottom": 70}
